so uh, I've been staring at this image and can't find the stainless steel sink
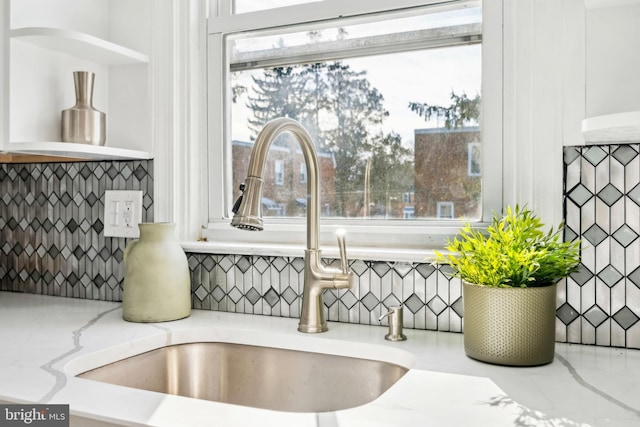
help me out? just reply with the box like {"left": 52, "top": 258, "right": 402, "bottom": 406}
{"left": 77, "top": 342, "right": 408, "bottom": 413}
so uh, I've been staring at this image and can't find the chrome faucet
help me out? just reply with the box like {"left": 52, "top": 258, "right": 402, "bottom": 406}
{"left": 231, "top": 117, "right": 353, "bottom": 333}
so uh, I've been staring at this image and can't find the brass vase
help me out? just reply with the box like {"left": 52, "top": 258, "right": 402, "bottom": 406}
{"left": 61, "top": 71, "right": 106, "bottom": 145}
{"left": 462, "top": 281, "right": 557, "bottom": 366}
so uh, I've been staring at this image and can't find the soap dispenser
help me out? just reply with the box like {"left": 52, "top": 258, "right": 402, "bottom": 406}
{"left": 379, "top": 306, "right": 407, "bottom": 341}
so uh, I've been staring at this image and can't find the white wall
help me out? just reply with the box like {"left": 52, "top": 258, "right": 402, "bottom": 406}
{"left": 10, "top": 0, "right": 109, "bottom": 38}
{"left": 7, "top": 0, "right": 151, "bottom": 151}
{"left": 0, "top": 3, "right": 9, "bottom": 146}
{"left": 502, "top": 0, "right": 585, "bottom": 228}
{"left": 9, "top": 0, "right": 110, "bottom": 143}
{"left": 586, "top": 2, "right": 640, "bottom": 117}
{"left": 109, "top": 0, "right": 151, "bottom": 55}
{"left": 107, "top": 0, "right": 152, "bottom": 152}
{"left": 9, "top": 41, "right": 110, "bottom": 143}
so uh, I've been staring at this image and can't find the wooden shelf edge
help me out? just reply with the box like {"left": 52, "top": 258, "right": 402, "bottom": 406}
{"left": 0, "top": 153, "right": 84, "bottom": 163}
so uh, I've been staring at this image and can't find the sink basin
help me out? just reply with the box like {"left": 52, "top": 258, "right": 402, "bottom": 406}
{"left": 77, "top": 342, "right": 408, "bottom": 413}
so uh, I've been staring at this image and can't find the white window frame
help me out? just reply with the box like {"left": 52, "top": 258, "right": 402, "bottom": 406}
{"left": 203, "top": 0, "right": 503, "bottom": 260}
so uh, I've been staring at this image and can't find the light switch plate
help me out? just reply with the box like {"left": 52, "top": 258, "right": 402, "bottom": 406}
{"left": 104, "top": 190, "right": 143, "bottom": 238}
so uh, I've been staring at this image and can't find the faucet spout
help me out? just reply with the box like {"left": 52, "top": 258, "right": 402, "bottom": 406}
{"left": 231, "top": 117, "right": 353, "bottom": 333}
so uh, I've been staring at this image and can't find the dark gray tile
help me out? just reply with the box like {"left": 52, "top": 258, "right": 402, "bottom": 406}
{"left": 613, "top": 306, "right": 639, "bottom": 330}
{"left": 557, "top": 303, "right": 580, "bottom": 325}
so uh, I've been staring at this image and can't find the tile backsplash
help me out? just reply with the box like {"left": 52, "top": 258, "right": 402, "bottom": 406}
{"left": 187, "top": 254, "right": 463, "bottom": 332}
{"left": 560, "top": 144, "right": 640, "bottom": 349}
{"left": 1, "top": 146, "right": 639, "bottom": 350}
{"left": 0, "top": 160, "right": 153, "bottom": 300}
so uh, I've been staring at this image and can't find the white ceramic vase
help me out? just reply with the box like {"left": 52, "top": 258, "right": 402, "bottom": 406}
{"left": 122, "top": 223, "right": 191, "bottom": 322}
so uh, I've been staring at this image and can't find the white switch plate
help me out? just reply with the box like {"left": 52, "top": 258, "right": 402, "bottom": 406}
{"left": 104, "top": 190, "right": 143, "bottom": 238}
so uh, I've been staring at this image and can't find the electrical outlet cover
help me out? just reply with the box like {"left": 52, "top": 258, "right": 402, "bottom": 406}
{"left": 104, "top": 190, "right": 144, "bottom": 237}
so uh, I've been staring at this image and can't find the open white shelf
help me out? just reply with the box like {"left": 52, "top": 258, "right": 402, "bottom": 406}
{"left": 581, "top": 111, "right": 640, "bottom": 144}
{"left": 5, "top": 141, "right": 152, "bottom": 161}
{"left": 10, "top": 27, "right": 149, "bottom": 65}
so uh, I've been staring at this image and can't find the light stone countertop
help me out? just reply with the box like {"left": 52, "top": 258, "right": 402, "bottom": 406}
{"left": 0, "top": 292, "right": 639, "bottom": 427}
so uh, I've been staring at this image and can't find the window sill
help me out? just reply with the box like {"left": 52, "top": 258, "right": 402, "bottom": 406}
{"left": 181, "top": 240, "right": 435, "bottom": 263}
{"left": 193, "top": 220, "right": 473, "bottom": 263}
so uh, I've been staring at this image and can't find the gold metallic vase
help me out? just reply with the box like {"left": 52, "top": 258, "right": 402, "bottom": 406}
{"left": 61, "top": 71, "right": 106, "bottom": 145}
{"left": 462, "top": 281, "right": 557, "bottom": 366}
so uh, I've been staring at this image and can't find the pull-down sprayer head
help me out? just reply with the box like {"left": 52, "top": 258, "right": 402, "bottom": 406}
{"left": 231, "top": 176, "right": 264, "bottom": 231}
{"left": 230, "top": 117, "right": 319, "bottom": 237}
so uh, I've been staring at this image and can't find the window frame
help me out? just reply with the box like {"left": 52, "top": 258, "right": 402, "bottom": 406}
{"left": 204, "top": 0, "right": 503, "bottom": 257}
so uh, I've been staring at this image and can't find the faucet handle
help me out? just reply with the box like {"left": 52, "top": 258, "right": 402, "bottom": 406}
{"left": 335, "top": 229, "right": 349, "bottom": 274}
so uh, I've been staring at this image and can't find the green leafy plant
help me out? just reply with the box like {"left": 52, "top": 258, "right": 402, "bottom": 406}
{"left": 433, "top": 205, "right": 581, "bottom": 288}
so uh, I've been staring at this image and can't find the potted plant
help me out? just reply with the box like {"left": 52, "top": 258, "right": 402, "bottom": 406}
{"left": 433, "top": 205, "right": 581, "bottom": 366}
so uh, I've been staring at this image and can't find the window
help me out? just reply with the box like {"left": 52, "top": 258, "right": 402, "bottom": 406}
{"left": 207, "top": 0, "right": 503, "bottom": 250}
{"left": 228, "top": 4, "right": 481, "bottom": 220}
{"left": 403, "top": 206, "right": 415, "bottom": 219}
{"left": 468, "top": 142, "right": 481, "bottom": 176}
{"left": 437, "top": 202, "right": 454, "bottom": 219}
{"left": 275, "top": 160, "right": 284, "bottom": 186}
{"left": 300, "top": 163, "right": 307, "bottom": 183}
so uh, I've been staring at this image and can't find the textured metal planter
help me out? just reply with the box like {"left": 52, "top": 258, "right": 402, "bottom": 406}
{"left": 462, "top": 281, "right": 557, "bottom": 366}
